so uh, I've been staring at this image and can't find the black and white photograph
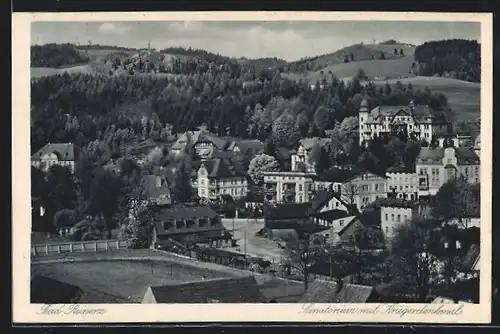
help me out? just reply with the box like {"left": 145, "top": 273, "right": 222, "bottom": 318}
{"left": 12, "top": 12, "right": 492, "bottom": 323}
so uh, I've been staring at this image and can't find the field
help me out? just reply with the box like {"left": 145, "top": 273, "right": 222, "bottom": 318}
{"left": 31, "top": 64, "right": 94, "bottom": 79}
{"left": 31, "top": 250, "right": 239, "bottom": 303}
{"left": 376, "top": 76, "right": 481, "bottom": 123}
{"left": 285, "top": 55, "right": 415, "bottom": 83}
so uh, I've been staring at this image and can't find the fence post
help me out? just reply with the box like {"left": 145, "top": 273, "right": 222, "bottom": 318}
{"left": 116, "top": 240, "right": 120, "bottom": 249}
{"left": 70, "top": 243, "right": 73, "bottom": 253}
{"left": 105, "top": 241, "right": 109, "bottom": 251}
{"left": 94, "top": 242, "right": 98, "bottom": 252}
{"left": 57, "top": 245, "right": 61, "bottom": 254}
{"left": 45, "top": 245, "right": 49, "bottom": 255}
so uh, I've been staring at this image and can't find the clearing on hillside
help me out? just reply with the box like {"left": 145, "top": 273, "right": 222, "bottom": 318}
{"left": 375, "top": 76, "right": 481, "bottom": 123}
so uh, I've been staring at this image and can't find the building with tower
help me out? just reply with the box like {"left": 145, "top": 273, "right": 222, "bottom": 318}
{"left": 358, "top": 99, "right": 451, "bottom": 146}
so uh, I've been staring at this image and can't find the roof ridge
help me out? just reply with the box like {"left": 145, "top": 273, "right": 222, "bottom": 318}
{"left": 150, "top": 275, "right": 256, "bottom": 289}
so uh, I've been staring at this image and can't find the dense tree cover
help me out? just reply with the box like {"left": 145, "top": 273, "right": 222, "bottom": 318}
{"left": 413, "top": 39, "right": 480, "bottom": 82}
{"left": 76, "top": 44, "right": 139, "bottom": 51}
{"left": 248, "top": 154, "right": 280, "bottom": 186}
{"left": 31, "top": 43, "right": 90, "bottom": 68}
{"left": 432, "top": 176, "right": 480, "bottom": 227}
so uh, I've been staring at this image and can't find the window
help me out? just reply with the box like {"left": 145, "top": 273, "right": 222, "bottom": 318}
{"left": 397, "top": 215, "right": 401, "bottom": 222}
{"left": 385, "top": 226, "right": 389, "bottom": 233}
{"left": 375, "top": 184, "right": 379, "bottom": 191}
{"left": 299, "top": 195, "right": 303, "bottom": 202}
{"left": 299, "top": 184, "right": 303, "bottom": 192}
{"left": 391, "top": 214, "right": 395, "bottom": 221}
{"left": 385, "top": 213, "right": 388, "bottom": 221}
{"left": 335, "top": 201, "right": 339, "bottom": 207}
{"left": 339, "top": 220, "right": 344, "bottom": 227}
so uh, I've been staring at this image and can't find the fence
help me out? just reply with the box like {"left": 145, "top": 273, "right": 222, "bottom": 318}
{"left": 31, "top": 239, "right": 132, "bottom": 256}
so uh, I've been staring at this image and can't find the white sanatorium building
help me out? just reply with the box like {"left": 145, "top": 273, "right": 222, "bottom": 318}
{"left": 358, "top": 99, "right": 450, "bottom": 146}
{"left": 31, "top": 143, "right": 81, "bottom": 173}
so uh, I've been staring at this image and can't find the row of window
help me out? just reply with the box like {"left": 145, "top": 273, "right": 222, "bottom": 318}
{"left": 162, "top": 217, "right": 219, "bottom": 230}
{"left": 384, "top": 212, "right": 409, "bottom": 223}
{"left": 199, "top": 178, "right": 246, "bottom": 186}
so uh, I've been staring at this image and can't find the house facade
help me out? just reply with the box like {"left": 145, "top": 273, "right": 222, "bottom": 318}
{"left": 151, "top": 205, "right": 231, "bottom": 247}
{"left": 290, "top": 138, "right": 331, "bottom": 173}
{"left": 313, "top": 168, "right": 388, "bottom": 211}
{"left": 31, "top": 143, "right": 81, "bottom": 173}
{"left": 416, "top": 147, "right": 480, "bottom": 197}
{"left": 386, "top": 168, "right": 419, "bottom": 200}
{"left": 197, "top": 158, "right": 248, "bottom": 200}
{"left": 142, "top": 174, "right": 172, "bottom": 205}
{"left": 171, "top": 130, "right": 229, "bottom": 159}
{"left": 262, "top": 171, "right": 316, "bottom": 203}
{"left": 358, "top": 99, "right": 450, "bottom": 146}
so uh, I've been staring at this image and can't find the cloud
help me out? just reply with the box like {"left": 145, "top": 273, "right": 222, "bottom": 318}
{"left": 168, "top": 21, "right": 205, "bottom": 33}
{"left": 98, "top": 23, "right": 132, "bottom": 35}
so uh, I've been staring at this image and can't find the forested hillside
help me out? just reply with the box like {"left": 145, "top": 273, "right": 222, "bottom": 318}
{"left": 31, "top": 43, "right": 90, "bottom": 68}
{"left": 413, "top": 39, "right": 480, "bottom": 82}
{"left": 31, "top": 49, "right": 449, "bottom": 167}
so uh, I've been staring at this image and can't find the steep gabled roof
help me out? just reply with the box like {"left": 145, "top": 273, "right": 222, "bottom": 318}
{"left": 199, "top": 158, "right": 246, "bottom": 179}
{"left": 147, "top": 276, "right": 265, "bottom": 303}
{"left": 233, "top": 139, "right": 265, "bottom": 154}
{"left": 298, "top": 137, "right": 331, "bottom": 151}
{"left": 301, "top": 279, "right": 378, "bottom": 303}
{"left": 31, "top": 275, "right": 83, "bottom": 303}
{"left": 309, "top": 189, "right": 353, "bottom": 214}
{"left": 171, "top": 130, "right": 228, "bottom": 151}
{"left": 31, "top": 143, "right": 81, "bottom": 161}
{"left": 142, "top": 174, "right": 170, "bottom": 200}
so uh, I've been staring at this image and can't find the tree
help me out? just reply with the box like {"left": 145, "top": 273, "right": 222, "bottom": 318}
{"left": 119, "top": 179, "right": 156, "bottom": 248}
{"left": 272, "top": 112, "right": 301, "bottom": 148}
{"left": 44, "top": 165, "right": 78, "bottom": 223}
{"left": 389, "top": 218, "right": 441, "bottom": 302}
{"left": 308, "top": 142, "right": 329, "bottom": 175}
{"left": 341, "top": 181, "right": 362, "bottom": 206}
{"left": 379, "top": 52, "right": 386, "bottom": 60}
{"left": 248, "top": 154, "right": 279, "bottom": 186}
{"left": 88, "top": 168, "right": 125, "bottom": 238}
{"left": 394, "top": 48, "right": 398, "bottom": 56}
{"left": 53, "top": 209, "right": 78, "bottom": 235}
{"left": 171, "top": 154, "right": 194, "bottom": 204}
{"left": 313, "top": 106, "right": 330, "bottom": 134}
{"left": 432, "top": 176, "right": 480, "bottom": 228}
{"left": 400, "top": 48, "right": 404, "bottom": 56}
{"left": 280, "top": 237, "right": 317, "bottom": 291}
{"left": 356, "top": 68, "right": 367, "bottom": 80}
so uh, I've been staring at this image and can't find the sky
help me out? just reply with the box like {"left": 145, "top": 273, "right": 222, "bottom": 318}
{"left": 31, "top": 21, "right": 481, "bottom": 61}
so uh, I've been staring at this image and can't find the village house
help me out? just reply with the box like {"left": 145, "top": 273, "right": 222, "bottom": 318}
{"left": 369, "top": 197, "right": 422, "bottom": 240}
{"left": 227, "top": 139, "right": 265, "bottom": 156}
{"left": 263, "top": 202, "right": 329, "bottom": 240}
{"left": 151, "top": 205, "right": 232, "bottom": 248}
{"left": 141, "top": 173, "right": 172, "bottom": 205}
{"left": 291, "top": 137, "right": 331, "bottom": 173}
{"left": 142, "top": 276, "right": 266, "bottom": 303}
{"left": 358, "top": 99, "right": 450, "bottom": 146}
{"left": 171, "top": 129, "right": 229, "bottom": 159}
{"left": 307, "top": 189, "right": 359, "bottom": 244}
{"left": 313, "top": 167, "right": 388, "bottom": 211}
{"left": 262, "top": 171, "right": 316, "bottom": 203}
{"left": 197, "top": 157, "right": 248, "bottom": 200}
{"left": 415, "top": 146, "right": 480, "bottom": 197}
{"left": 385, "top": 166, "right": 419, "bottom": 200}
{"left": 31, "top": 142, "right": 82, "bottom": 173}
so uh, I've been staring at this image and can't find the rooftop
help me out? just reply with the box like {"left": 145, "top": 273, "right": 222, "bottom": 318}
{"left": 31, "top": 143, "right": 81, "bottom": 161}
{"left": 301, "top": 279, "right": 379, "bottom": 303}
{"left": 146, "top": 276, "right": 266, "bottom": 303}
{"left": 199, "top": 157, "right": 246, "bottom": 179}
{"left": 31, "top": 274, "right": 84, "bottom": 303}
